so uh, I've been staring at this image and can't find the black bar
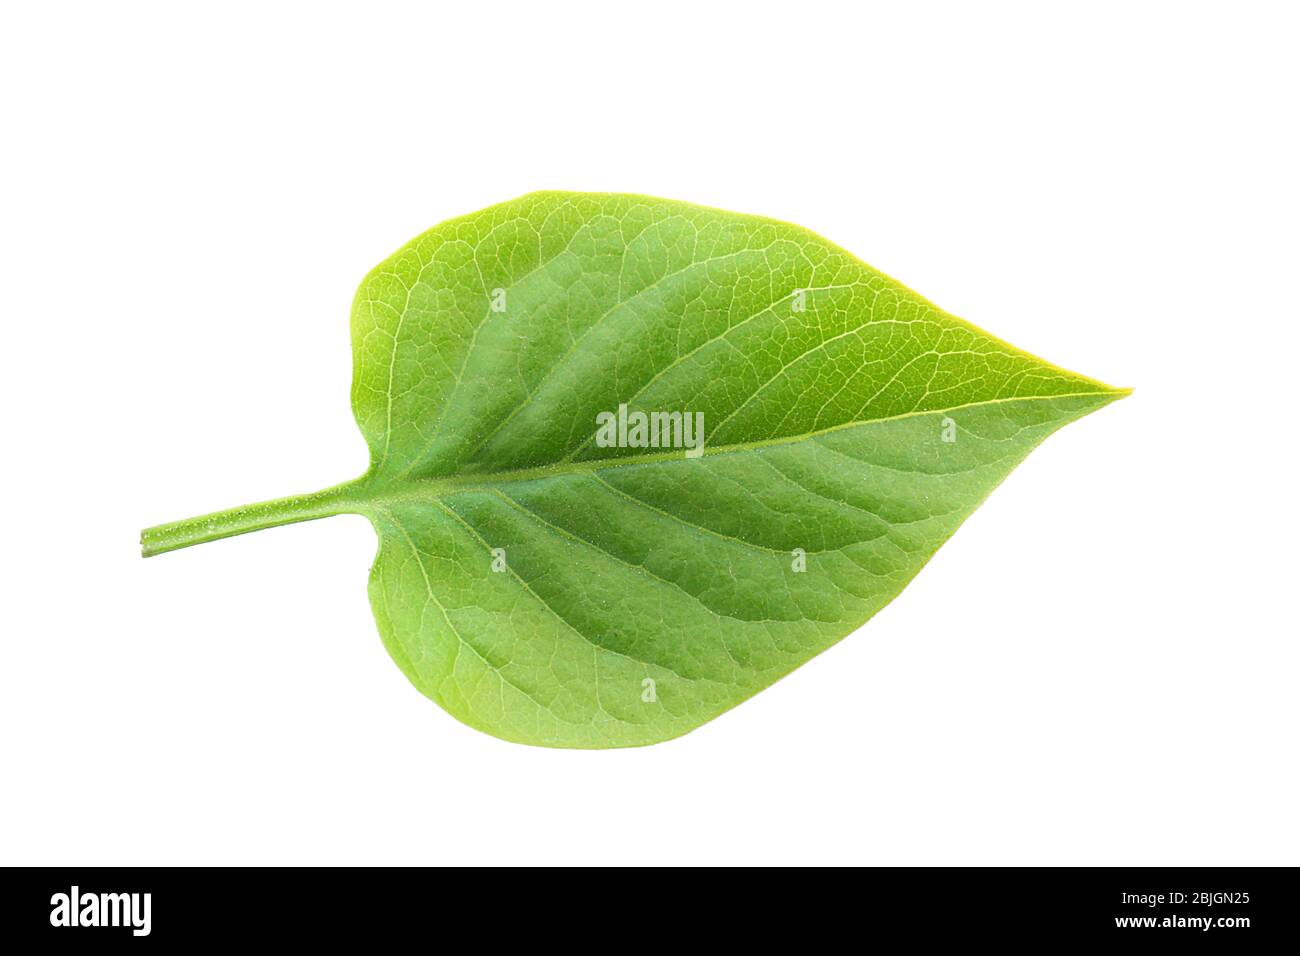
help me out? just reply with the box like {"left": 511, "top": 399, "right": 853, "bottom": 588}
{"left": 3, "top": 867, "right": 1294, "bottom": 944}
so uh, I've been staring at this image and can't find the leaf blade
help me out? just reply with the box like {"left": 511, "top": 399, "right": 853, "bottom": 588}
{"left": 145, "top": 190, "right": 1128, "bottom": 748}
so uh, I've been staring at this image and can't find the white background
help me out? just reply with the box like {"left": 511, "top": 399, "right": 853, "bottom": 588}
{"left": 2, "top": 2, "right": 1296, "bottom": 866}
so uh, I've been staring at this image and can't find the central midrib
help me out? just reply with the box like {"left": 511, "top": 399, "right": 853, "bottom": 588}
{"left": 357, "top": 389, "right": 1120, "bottom": 509}
{"left": 139, "top": 387, "right": 1121, "bottom": 558}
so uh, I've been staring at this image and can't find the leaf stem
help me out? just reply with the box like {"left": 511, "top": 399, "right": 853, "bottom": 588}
{"left": 140, "top": 479, "right": 366, "bottom": 557}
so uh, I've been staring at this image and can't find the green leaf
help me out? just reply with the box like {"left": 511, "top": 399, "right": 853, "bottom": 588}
{"left": 142, "top": 191, "right": 1128, "bottom": 748}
